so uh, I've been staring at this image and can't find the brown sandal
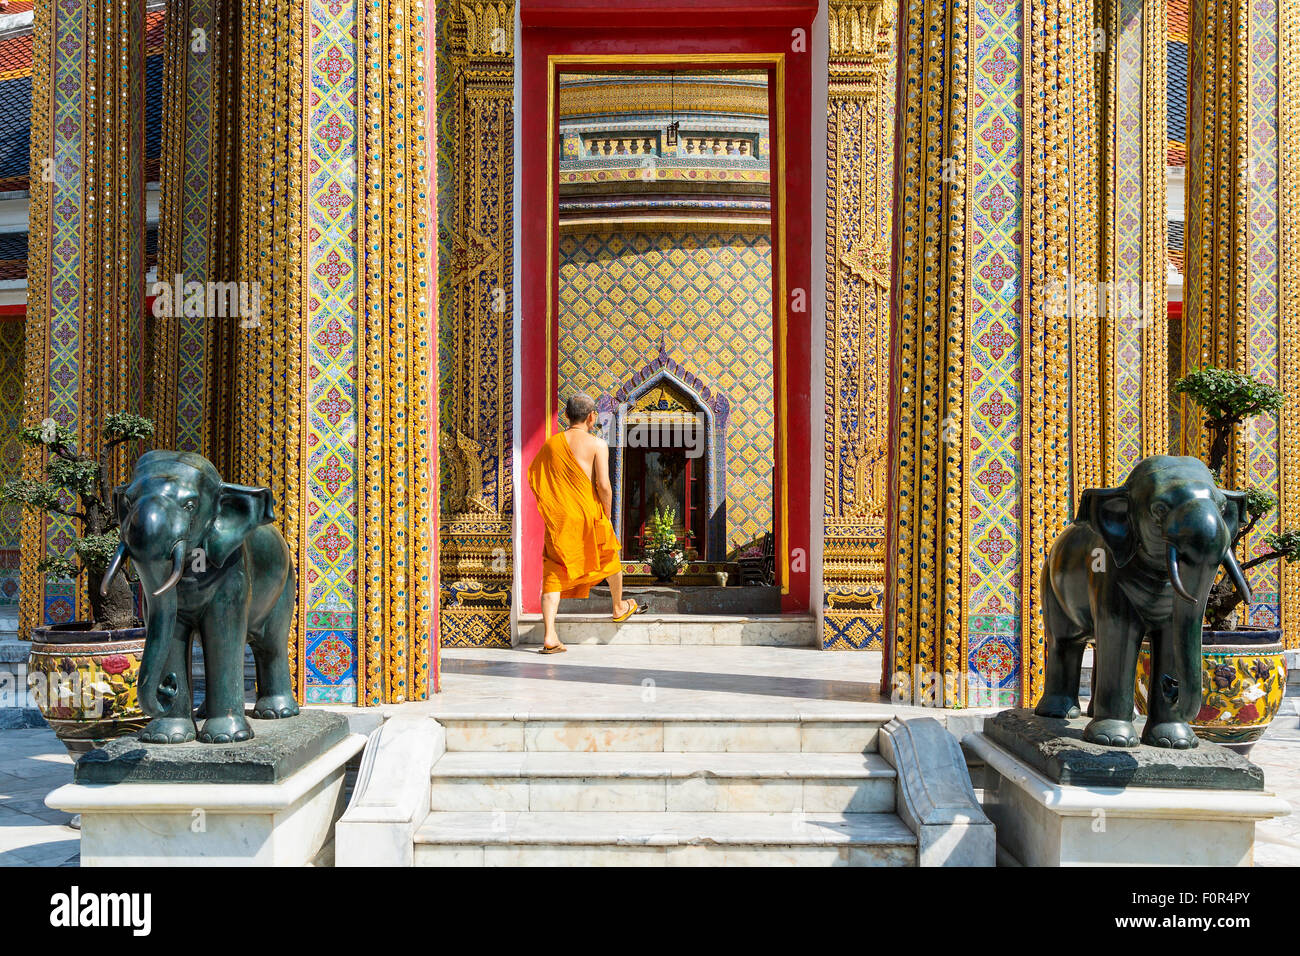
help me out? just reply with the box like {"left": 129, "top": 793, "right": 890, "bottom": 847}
{"left": 539, "top": 643, "right": 567, "bottom": 654}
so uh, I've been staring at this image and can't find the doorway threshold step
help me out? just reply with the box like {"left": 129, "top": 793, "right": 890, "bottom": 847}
{"left": 561, "top": 584, "right": 781, "bottom": 615}
{"left": 413, "top": 810, "right": 917, "bottom": 866}
{"left": 515, "top": 612, "right": 817, "bottom": 647}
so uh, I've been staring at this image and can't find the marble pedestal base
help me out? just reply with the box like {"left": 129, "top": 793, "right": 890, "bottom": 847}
{"left": 46, "top": 714, "right": 366, "bottom": 866}
{"left": 964, "top": 731, "right": 1290, "bottom": 866}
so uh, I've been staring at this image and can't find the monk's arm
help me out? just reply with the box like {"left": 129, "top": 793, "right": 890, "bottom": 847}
{"left": 594, "top": 440, "right": 614, "bottom": 518}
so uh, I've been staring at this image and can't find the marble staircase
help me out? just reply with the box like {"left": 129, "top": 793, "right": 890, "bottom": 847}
{"left": 413, "top": 712, "right": 919, "bottom": 865}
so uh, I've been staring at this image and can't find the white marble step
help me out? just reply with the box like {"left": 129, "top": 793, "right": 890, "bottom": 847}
{"left": 413, "top": 810, "right": 917, "bottom": 866}
{"left": 429, "top": 751, "right": 896, "bottom": 813}
{"left": 440, "top": 713, "right": 888, "bottom": 754}
{"left": 516, "top": 612, "right": 817, "bottom": 647}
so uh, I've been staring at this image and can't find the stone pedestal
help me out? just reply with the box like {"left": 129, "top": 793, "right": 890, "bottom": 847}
{"left": 46, "top": 710, "right": 365, "bottom": 866}
{"left": 0, "top": 638, "right": 43, "bottom": 729}
{"left": 963, "top": 709, "right": 1290, "bottom": 866}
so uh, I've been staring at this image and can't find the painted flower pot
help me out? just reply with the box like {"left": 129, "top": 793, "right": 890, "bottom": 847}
{"left": 27, "top": 622, "right": 148, "bottom": 756}
{"left": 1136, "top": 628, "right": 1286, "bottom": 755}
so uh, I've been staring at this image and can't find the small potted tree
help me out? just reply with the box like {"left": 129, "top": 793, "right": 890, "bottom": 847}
{"left": 2, "top": 413, "right": 155, "bottom": 754}
{"left": 1134, "top": 367, "right": 1295, "bottom": 751}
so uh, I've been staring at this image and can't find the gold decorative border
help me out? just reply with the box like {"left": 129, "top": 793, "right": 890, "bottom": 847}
{"left": 1281, "top": 0, "right": 1300, "bottom": 641}
{"left": 19, "top": 0, "right": 54, "bottom": 639}
{"left": 1019, "top": 0, "right": 1086, "bottom": 706}
{"left": 887, "top": 0, "right": 969, "bottom": 704}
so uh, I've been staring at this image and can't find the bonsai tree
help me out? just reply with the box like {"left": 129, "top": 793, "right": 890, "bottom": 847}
{"left": 1174, "top": 366, "right": 1300, "bottom": 629}
{"left": 0, "top": 412, "right": 155, "bottom": 630}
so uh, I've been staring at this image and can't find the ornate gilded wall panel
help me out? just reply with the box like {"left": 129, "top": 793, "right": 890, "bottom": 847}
{"left": 887, "top": 0, "right": 1100, "bottom": 706}
{"left": 823, "top": 0, "right": 894, "bottom": 651}
{"left": 1020, "top": 0, "right": 1096, "bottom": 705}
{"left": 1099, "top": 0, "right": 1168, "bottom": 482}
{"left": 1183, "top": 0, "right": 1300, "bottom": 639}
{"left": 153, "top": 0, "right": 240, "bottom": 474}
{"left": 21, "top": 0, "right": 147, "bottom": 635}
{"left": 231, "top": 0, "right": 435, "bottom": 703}
{"left": 437, "top": 1, "right": 515, "bottom": 648}
{"left": 358, "top": 0, "right": 438, "bottom": 700}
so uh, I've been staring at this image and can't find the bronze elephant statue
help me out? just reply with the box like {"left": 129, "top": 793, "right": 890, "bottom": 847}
{"left": 1034, "top": 455, "right": 1251, "bottom": 748}
{"left": 102, "top": 451, "right": 298, "bottom": 743}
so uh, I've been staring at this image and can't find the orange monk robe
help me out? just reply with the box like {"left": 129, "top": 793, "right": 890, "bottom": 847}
{"left": 528, "top": 432, "right": 623, "bottom": 598}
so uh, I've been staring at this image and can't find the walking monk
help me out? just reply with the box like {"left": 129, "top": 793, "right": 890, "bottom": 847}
{"left": 528, "top": 393, "right": 644, "bottom": 653}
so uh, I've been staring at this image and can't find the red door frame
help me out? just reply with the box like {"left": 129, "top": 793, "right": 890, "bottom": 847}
{"left": 519, "top": 0, "right": 816, "bottom": 614}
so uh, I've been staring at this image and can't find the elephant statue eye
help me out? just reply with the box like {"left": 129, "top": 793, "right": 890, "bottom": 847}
{"left": 1151, "top": 502, "right": 1169, "bottom": 522}
{"left": 184, "top": 501, "right": 196, "bottom": 512}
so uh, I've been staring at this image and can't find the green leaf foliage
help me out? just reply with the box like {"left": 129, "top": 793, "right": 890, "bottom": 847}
{"left": 102, "top": 412, "right": 155, "bottom": 443}
{"left": 0, "top": 478, "right": 63, "bottom": 512}
{"left": 1244, "top": 487, "right": 1278, "bottom": 519}
{"left": 36, "top": 555, "right": 79, "bottom": 580}
{"left": 1173, "top": 366, "right": 1285, "bottom": 425}
{"left": 45, "top": 455, "right": 99, "bottom": 497}
{"left": 1264, "top": 530, "right": 1300, "bottom": 562}
{"left": 75, "top": 531, "right": 121, "bottom": 574}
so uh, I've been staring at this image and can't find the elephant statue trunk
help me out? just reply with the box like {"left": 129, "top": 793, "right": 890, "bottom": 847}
{"left": 1159, "top": 497, "right": 1232, "bottom": 728}
{"left": 137, "top": 586, "right": 184, "bottom": 724}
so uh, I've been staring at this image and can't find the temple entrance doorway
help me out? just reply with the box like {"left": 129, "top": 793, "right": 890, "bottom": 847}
{"left": 518, "top": 5, "right": 816, "bottom": 620}
{"left": 550, "top": 68, "right": 777, "bottom": 613}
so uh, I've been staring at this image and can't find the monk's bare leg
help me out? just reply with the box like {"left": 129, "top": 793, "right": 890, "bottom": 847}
{"left": 607, "top": 570, "right": 631, "bottom": 619}
{"left": 540, "top": 590, "right": 564, "bottom": 650}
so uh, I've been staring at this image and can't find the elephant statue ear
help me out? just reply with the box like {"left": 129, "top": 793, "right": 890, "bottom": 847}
{"left": 204, "top": 483, "right": 275, "bottom": 568}
{"left": 1218, "top": 488, "right": 1250, "bottom": 540}
{"left": 1079, "top": 486, "right": 1137, "bottom": 567}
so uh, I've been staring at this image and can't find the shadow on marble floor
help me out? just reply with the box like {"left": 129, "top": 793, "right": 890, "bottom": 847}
{"left": 0, "top": 727, "right": 80, "bottom": 866}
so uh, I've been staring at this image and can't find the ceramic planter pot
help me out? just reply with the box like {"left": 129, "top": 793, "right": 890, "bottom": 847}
{"left": 1136, "top": 627, "right": 1286, "bottom": 755}
{"left": 648, "top": 550, "right": 680, "bottom": 584}
{"left": 27, "top": 622, "right": 148, "bottom": 755}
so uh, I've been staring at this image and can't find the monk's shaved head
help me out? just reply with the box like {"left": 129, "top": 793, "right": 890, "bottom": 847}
{"left": 565, "top": 393, "right": 597, "bottom": 424}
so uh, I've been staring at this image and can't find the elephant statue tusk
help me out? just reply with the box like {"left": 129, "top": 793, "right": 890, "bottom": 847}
{"left": 152, "top": 540, "right": 187, "bottom": 597}
{"left": 1166, "top": 544, "right": 1195, "bottom": 603}
{"left": 1222, "top": 548, "right": 1253, "bottom": 604}
{"left": 100, "top": 540, "right": 129, "bottom": 598}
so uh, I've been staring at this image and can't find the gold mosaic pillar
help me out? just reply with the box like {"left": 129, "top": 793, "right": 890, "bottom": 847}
{"left": 1097, "top": 0, "right": 1168, "bottom": 481}
{"left": 437, "top": 1, "right": 515, "bottom": 648}
{"left": 885, "top": 0, "right": 1097, "bottom": 706}
{"left": 20, "top": 0, "right": 147, "bottom": 634}
{"left": 1181, "top": 0, "right": 1300, "bottom": 638}
{"left": 153, "top": 0, "right": 240, "bottom": 473}
{"left": 233, "top": 0, "right": 436, "bottom": 703}
{"left": 822, "top": 0, "right": 896, "bottom": 651}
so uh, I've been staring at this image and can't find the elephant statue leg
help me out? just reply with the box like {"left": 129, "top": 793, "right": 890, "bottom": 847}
{"left": 139, "top": 623, "right": 198, "bottom": 744}
{"left": 1142, "top": 627, "right": 1199, "bottom": 749}
{"left": 1083, "top": 608, "right": 1142, "bottom": 747}
{"left": 196, "top": 608, "right": 252, "bottom": 744}
{"left": 1034, "top": 570, "right": 1086, "bottom": 719}
{"left": 249, "top": 570, "right": 300, "bottom": 720}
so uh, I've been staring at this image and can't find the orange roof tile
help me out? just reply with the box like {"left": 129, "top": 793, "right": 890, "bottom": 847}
{"left": 1170, "top": 0, "right": 1188, "bottom": 41}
